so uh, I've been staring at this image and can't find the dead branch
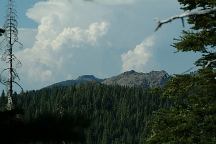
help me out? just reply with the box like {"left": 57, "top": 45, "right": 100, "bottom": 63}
{"left": 205, "top": 59, "right": 216, "bottom": 68}
{"left": 155, "top": 7, "right": 216, "bottom": 31}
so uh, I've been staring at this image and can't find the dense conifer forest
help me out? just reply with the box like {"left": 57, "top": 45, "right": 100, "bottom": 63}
{"left": 0, "top": 84, "right": 164, "bottom": 143}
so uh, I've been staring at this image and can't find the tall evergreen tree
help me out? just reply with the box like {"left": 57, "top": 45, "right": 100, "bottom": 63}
{"left": 146, "top": 0, "right": 216, "bottom": 143}
{"left": 0, "top": 90, "right": 6, "bottom": 111}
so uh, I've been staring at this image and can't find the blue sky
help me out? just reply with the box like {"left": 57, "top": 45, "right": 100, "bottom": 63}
{"left": 0, "top": 0, "right": 200, "bottom": 90}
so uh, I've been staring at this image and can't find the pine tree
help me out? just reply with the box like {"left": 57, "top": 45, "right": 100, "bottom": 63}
{"left": 174, "top": 1, "right": 216, "bottom": 69}
{"left": 146, "top": 0, "right": 216, "bottom": 143}
{"left": 0, "top": 90, "right": 6, "bottom": 110}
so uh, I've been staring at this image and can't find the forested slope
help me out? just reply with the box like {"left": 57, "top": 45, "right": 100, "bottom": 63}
{"left": 0, "top": 83, "right": 164, "bottom": 143}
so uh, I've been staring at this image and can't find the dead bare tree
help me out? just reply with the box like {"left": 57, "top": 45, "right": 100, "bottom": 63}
{"left": 0, "top": 0, "right": 23, "bottom": 110}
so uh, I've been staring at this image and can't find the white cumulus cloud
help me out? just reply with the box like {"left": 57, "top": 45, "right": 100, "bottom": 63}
{"left": 121, "top": 36, "right": 155, "bottom": 72}
{"left": 16, "top": 0, "right": 109, "bottom": 89}
{"left": 52, "top": 22, "right": 108, "bottom": 49}
{"left": 93, "top": 0, "right": 138, "bottom": 5}
{"left": 12, "top": 0, "right": 182, "bottom": 90}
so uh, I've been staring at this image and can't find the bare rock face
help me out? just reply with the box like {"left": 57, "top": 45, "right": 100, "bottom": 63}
{"left": 102, "top": 70, "right": 170, "bottom": 88}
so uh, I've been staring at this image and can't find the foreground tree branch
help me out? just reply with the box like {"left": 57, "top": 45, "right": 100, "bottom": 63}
{"left": 155, "top": 7, "right": 216, "bottom": 31}
{"left": 205, "top": 59, "right": 216, "bottom": 68}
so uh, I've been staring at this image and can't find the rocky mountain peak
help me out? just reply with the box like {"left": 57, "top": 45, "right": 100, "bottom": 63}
{"left": 102, "top": 70, "right": 170, "bottom": 88}
{"left": 122, "top": 70, "right": 137, "bottom": 75}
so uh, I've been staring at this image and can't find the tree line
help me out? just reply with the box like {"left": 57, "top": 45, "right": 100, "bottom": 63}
{"left": 0, "top": 83, "right": 165, "bottom": 144}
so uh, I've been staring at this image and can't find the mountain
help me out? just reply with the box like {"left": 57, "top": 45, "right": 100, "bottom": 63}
{"left": 0, "top": 71, "right": 169, "bottom": 143}
{"left": 46, "top": 70, "right": 170, "bottom": 89}
{"left": 102, "top": 70, "right": 170, "bottom": 88}
{"left": 47, "top": 75, "right": 103, "bottom": 88}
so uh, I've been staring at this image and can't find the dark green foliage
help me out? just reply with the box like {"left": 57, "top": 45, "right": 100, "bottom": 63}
{"left": 0, "top": 109, "right": 87, "bottom": 144}
{"left": 0, "top": 28, "right": 5, "bottom": 36}
{"left": 178, "top": 0, "right": 216, "bottom": 10}
{"left": 0, "top": 84, "right": 163, "bottom": 144}
{"left": 174, "top": 0, "right": 216, "bottom": 68}
{"left": 146, "top": 0, "right": 216, "bottom": 143}
{"left": 0, "top": 90, "right": 6, "bottom": 111}
{"left": 146, "top": 69, "right": 216, "bottom": 144}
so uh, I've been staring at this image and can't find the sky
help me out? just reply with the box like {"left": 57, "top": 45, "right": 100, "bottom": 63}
{"left": 0, "top": 0, "right": 200, "bottom": 90}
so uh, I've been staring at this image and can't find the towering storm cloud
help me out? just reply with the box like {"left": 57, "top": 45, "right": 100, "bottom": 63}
{"left": 12, "top": 0, "right": 189, "bottom": 90}
{"left": 17, "top": 0, "right": 109, "bottom": 89}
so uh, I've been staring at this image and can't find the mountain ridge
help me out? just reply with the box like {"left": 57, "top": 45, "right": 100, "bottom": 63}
{"left": 46, "top": 70, "right": 170, "bottom": 89}
{"left": 46, "top": 75, "right": 103, "bottom": 88}
{"left": 102, "top": 70, "right": 170, "bottom": 88}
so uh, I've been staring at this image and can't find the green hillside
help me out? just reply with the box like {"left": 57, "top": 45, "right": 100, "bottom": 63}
{"left": 0, "top": 83, "right": 164, "bottom": 144}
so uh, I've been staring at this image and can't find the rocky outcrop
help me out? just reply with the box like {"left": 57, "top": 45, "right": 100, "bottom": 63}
{"left": 102, "top": 70, "right": 170, "bottom": 88}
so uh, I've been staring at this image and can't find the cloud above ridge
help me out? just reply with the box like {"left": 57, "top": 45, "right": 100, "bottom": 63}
{"left": 17, "top": 0, "right": 109, "bottom": 89}
{"left": 12, "top": 0, "right": 185, "bottom": 90}
{"left": 121, "top": 36, "right": 155, "bottom": 72}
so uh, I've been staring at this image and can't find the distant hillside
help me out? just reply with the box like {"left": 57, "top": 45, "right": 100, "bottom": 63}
{"left": 4, "top": 83, "right": 164, "bottom": 144}
{"left": 46, "top": 75, "right": 103, "bottom": 88}
{"left": 102, "top": 70, "right": 170, "bottom": 88}
{"left": 46, "top": 70, "right": 170, "bottom": 89}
